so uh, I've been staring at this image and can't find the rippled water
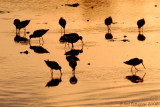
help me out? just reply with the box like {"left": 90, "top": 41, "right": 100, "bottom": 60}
{"left": 0, "top": 0, "right": 160, "bottom": 106}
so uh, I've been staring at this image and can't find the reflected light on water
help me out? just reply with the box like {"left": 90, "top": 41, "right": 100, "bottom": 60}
{"left": 0, "top": 0, "right": 160, "bottom": 106}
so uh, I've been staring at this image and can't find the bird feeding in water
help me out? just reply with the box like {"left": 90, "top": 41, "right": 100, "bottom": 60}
{"left": 44, "top": 60, "right": 62, "bottom": 75}
{"left": 104, "top": 16, "right": 113, "bottom": 32}
{"left": 124, "top": 58, "right": 146, "bottom": 74}
{"left": 62, "top": 33, "right": 83, "bottom": 47}
{"left": 29, "top": 29, "right": 49, "bottom": 42}
{"left": 59, "top": 17, "right": 66, "bottom": 34}
{"left": 137, "top": 18, "right": 145, "bottom": 33}
{"left": 13, "top": 19, "right": 30, "bottom": 37}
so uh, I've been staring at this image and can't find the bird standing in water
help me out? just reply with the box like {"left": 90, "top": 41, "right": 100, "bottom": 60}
{"left": 63, "top": 33, "right": 83, "bottom": 47}
{"left": 13, "top": 19, "right": 30, "bottom": 37}
{"left": 137, "top": 18, "right": 145, "bottom": 33}
{"left": 44, "top": 60, "right": 62, "bottom": 75}
{"left": 29, "top": 29, "right": 49, "bottom": 42}
{"left": 124, "top": 58, "right": 146, "bottom": 74}
{"left": 14, "top": 19, "right": 21, "bottom": 35}
{"left": 59, "top": 17, "right": 66, "bottom": 35}
{"left": 105, "top": 16, "right": 113, "bottom": 32}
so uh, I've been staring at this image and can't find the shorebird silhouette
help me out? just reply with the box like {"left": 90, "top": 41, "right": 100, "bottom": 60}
{"left": 44, "top": 60, "right": 62, "bottom": 75}
{"left": 59, "top": 17, "right": 66, "bottom": 34}
{"left": 105, "top": 16, "right": 113, "bottom": 32}
{"left": 30, "top": 29, "right": 49, "bottom": 42}
{"left": 13, "top": 19, "right": 30, "bottom": 36}
{"left": 124, "top": 58, "right": 146, "bottom": 74}
{"left": 63, "top": 33, "right": 83, "bottom": 47}
{"left": 137, "top": 18, "right": 145, "bottom": 33}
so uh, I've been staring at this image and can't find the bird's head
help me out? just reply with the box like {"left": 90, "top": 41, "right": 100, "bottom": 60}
{"left": 140, "top": 59, "right": 146, "bottom": 69}
{"left": 79, "top": 36, "right": 83, "bottom": 43}
{"left": 139, "top": 59, "right": 143, "bottom": 63}
{"left": 29, "top": 34, "right": 33, "bottom": 39}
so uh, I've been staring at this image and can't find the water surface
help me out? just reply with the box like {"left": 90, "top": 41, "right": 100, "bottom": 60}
{"left": 0, "top": 0, "right": 160, "bottom": 106}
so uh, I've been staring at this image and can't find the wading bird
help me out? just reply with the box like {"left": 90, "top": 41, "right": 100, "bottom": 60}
{"left": 59, "top": 17, "right": 66, "bottom": 34}
{"left": 105, "top": 16, "right": 113, "bottom": 32}
{"left": 13, "top": 19, "right": 30, "bottom": 36}
{"left": 63, "top": 33, "right": 83, "bottom": 47}
{"left": 137, "top": 18, "right": 145, "bottom": 33}
{"left": 124, "top": 58, "right": 146, "bottom": 74}
{"left": 44, "top": 60, "right": 62, "bottom": 75}
{"left": 29, "top": 29, "right": 49, "bottom": 42}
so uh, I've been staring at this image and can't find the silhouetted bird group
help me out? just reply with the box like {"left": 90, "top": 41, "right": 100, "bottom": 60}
{"left": 14, "top": 16, "right": 147, "bottom": 85}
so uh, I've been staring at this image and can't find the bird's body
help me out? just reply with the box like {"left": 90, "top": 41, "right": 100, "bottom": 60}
{"left": 30, "top": 29, "right": 49, "bottom": 41}
{"left": 63, "top": 33, "right": 83, "bottom": 47}
{"left": 137, "top": 18, "right": 145, "bottom": 33}
{"left": 59, "top": 17, "right": 66, "bottom": 34}
{"left": 44, "top": 60, "right": 62, "bottom": 74}
{"left": 19, "top": 20, "right": 30, "bottom": 29}
{"left": 124, "top": 58, "right": 145, "bottom": 74}
{"left": 124, "top": 58, "right": 143, "bottom": 66}
{"left": 13, "top": 19, "right": 30, "bottom": 36}
{"left": 105, "top": 16, "right": 112, "bottom": 26}
{"left": 105, "top": 16, "right": 113, "bottom": 32}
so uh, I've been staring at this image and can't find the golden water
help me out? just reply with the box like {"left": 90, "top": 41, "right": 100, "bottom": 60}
{"left": 0, "top": 0, "right": 160, "bottom": 106}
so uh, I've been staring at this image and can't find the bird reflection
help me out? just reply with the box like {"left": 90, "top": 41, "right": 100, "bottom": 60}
{"left": 105, "top": 32, "right": 113, "bottom": 40}
{"left": 65, "top": 45, "right": 83, "bottom": 56}
{"left": 64, "top": 45, "right": 83, "bottom": 84}
{"left": 14, "top": 35, "right": 29, "bottom": 44}
{"left": 137, "top": 33, "right": 146, "bottom": 41}
{"left": 46, "top": 70, "right": 62, "bottom": 87}
{"left": 126, "top": 73, "right": 146, "bottom": 83}
{"left": 29, "top": 41, "right": 49, "bottom": 54}
{"left": 70, "top": 70, "right": 78, "bottom": 84}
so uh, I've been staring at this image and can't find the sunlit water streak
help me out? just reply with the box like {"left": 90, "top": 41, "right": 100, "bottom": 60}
{"left": 0, "top": 0, "right": 160, "bottom": 106}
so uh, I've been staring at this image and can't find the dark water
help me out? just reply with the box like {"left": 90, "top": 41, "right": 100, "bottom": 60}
{"left": 0, "top": 0, "right": 160, "bottom": 106}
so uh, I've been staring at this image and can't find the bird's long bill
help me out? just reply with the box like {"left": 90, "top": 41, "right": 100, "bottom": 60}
{"left": 81, "top": 40, "right": 84, "bottom": 45}
{"left": 142, "top": 62, "right": 146, "bottom": 69}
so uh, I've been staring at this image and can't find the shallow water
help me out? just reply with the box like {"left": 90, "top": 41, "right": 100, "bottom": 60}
{"left": 0, "top": 0, "right": 160, "bottom": 106}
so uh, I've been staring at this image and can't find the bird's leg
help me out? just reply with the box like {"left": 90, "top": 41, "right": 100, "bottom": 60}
{"left": 109, "top": 25, "right": 111, "bottom": 31}
{"left": 24, "top": 28, "right": 26, "bottom": 38}
{"left": 64, "top": 28, "right": 65, "bottom": 34}
{"left": 50, "top": 69, "right": 53, "bottom": 79}
{"left": 41, "top": 37, "right": 44, "bottom": 43}
{"left": 16, "top": 28, "right": 17, "bottom": 35}
{"left": 134, "top": 66, "right": 139, "bottom": 71}
{"left": 107, "top": 25, "right": 109, "bottom": 32}
{"left": 131, "top": 66, "right": 134, "bottom": 74}
{"left": 18, "top": 29, "right": 20, "bottom": 36}
{"left": 60, "top": 69, "right": 62, "bottom": 75}
{"left": 72, "top": 43, "right": 74, "bottom": 48}
{"left": 138, "top": 28, "right": 140, "bottom": 33}
{"left": 142, "top": 27, "right": 143, "bottom": 34}
{"left": 61, "top": 27, "right": 62, "bottom": 36}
